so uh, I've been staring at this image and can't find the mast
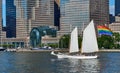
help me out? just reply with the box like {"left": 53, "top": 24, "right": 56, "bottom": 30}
{"left": 80, "top": 22, "right": 85, "bottom": 53}
{"left": 69, "top": 24, "right": 72, "bottom": 52}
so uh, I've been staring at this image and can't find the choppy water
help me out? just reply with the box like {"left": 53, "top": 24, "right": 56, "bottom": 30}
{"left": 0, "top": 52, "right": 120, "bottom": 73}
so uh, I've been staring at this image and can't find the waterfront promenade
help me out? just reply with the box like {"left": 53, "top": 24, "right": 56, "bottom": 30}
{"left": 7, "top": 48, "right": 120, "bottom": 52}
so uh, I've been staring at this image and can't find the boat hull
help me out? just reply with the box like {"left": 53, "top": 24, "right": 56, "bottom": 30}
{"left": 0, "top": 47, "right": 6, "bottom": 51}
{"left": 0, "top": 49, "right": 6, "bottom": 51}
{"left": 51, "top": 51, "right": 97, "bottom": 59}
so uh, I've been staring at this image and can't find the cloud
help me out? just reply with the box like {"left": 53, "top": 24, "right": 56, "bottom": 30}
{"left": 109, "top": 5, "right": 115, "bottom": 15}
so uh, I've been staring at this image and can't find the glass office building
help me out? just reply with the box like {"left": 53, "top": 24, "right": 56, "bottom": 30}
{"left": 0, "top": 0, "right": 2, "bottom": 42}
{"left": 0, "top": 0, "right": 2, "bottom": 30}
{"left": 6, "top": 0, "right": 16, "bottom": 38}
{"left": 115, "top": 0, "right": 120, "bottom": 16}
{"left": 0, "top": 0, "right": 60, "bottom": 48}
{"left": 14, "top": 0, "right": 60, "bottom": 38}
{"left": 30, "top": 26, "right": 56, "bottom": 47}
{"left": 61, "top": 0, "right": 90, "bottom": 26}
{"left": 59, "top": 0, "right": 109, "bottom": 35}
{"left": 15, "top": 0, "right": 32, "bottom": 38}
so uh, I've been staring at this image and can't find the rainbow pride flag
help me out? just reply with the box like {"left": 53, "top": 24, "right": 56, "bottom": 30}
{"left": 97, "top": 25, "right": 113, "bottom": 36}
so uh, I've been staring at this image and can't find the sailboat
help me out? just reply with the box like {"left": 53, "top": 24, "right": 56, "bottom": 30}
{"left": 51, "top": 20, "right": 98, "bottom": 59}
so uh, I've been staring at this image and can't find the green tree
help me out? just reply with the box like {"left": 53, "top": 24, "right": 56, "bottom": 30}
{"left": 113, "top": 32, "right": 120, "bottom": 49}
{"left": 59, "top": 35, "right": 82, "bottom": 49}
{"left": 59, "top": 35, "right": 70, "bottom": 49}
{"left": 97, "top": 35, "right": 114, "bottom": 49}
{"left": 47, "top": 43, "right": 58, "bottom": 48}
{"left": 78, "top": 35, "right": 82, "bottom": 48}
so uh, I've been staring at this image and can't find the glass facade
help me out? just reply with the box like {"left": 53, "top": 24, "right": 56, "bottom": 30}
{"left": 60, "top": 0, "right": 90, "bottom": 35}
{"left": 6, "top": 0, "right": 16, "bottom": 38}
{"left": 0, "top": 0, "right": 2, "bottom": 29}
{"left": 115, "top": 0, "right": 120, "bottom": 16}
{"left": 0, "top": 0, "right": 2, "bottom": 43}
{"left": 59, "top": 0, "right": 109, "bottom": 35}
{"left": 30, "top": 26, "right": 56, "bottom": 47}
{"left": 61, "top": 0, "right": 90, "bottom": 26}
{"left": 54, "top": 0, "right": 60, "bottom": 28}
{"left": 30, "top": 28, "right": 41, "bottom": 48}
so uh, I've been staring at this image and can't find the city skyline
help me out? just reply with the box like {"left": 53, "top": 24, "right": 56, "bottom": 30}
{"left": 2, "top": 0, "right": 115, "bottom": 27}
{"left": 2, "top": 0, "right": 60, "bottom": 38}
{"left": 58, "top": 0, "right": 109, "bottom": 36}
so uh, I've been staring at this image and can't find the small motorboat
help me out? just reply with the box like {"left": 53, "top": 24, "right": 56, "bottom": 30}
{"left": 0, "top": 47, "right": 6, "bottom": 51}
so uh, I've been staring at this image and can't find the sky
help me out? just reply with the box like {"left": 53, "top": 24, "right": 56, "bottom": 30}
{"left": 109, "top": 0, "right": 115, "bottom": 15}
{"left": 2, "top": 0, "right": 6, "bottom": 27}
{"left": 2, "top": 0, "right": 115, "bottom": 27}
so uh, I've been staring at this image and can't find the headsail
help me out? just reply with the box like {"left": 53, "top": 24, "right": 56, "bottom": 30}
{"left": 69, "top": 27, "right": 79, "bottom": 53}
{"left": 81, "top": 20, "right": 98, "bottom": 53}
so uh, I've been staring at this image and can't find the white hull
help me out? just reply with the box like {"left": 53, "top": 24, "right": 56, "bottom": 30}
{"left": 51, "top": 51, "right": 97, "bottom": 59}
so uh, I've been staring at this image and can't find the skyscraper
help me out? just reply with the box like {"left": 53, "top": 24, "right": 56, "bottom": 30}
{"left": 90, "top": 0, "right": 109, "bottom": 25}
{"left": 0, "top": 0, "right": 2, "bottom": 31}
{"left": 115, "top": 0, "right": 120, "bottom": 16}
{"left": 0, "top": 0, "right": 2, "bottom": 38}
{"left": 59, "top": 0, "right": 109, "bottom": 35}
{"left": 6, "top": 0, "right": 16, "bottom": 38}
{"left": 15, "top": 0, "right": 60, "bottom": 38}
{"left": 54, "top": 0, "right": 60, "bottom": 28}
{"left": 30, "top": 0, "right": 58, "bottom": 27}
{"left": 15, "top": 0, "right": 30, "bottom": 38}
{"left": 0, "top": 0, "right": 6, "bottom": 39}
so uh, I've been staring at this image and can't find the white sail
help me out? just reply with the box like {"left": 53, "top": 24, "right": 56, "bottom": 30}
{"left": 69, "top": 27, "right": 79, "bottom": 53}
{"left": 81, "top": 20, "right": 98, "bottom": 53}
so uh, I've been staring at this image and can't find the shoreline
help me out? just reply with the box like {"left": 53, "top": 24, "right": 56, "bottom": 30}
{"left": 13, "top": 49, "right": 120, "bottom": 52}
{"left": 99, "top": 49, "right": 120, "bottom": 52}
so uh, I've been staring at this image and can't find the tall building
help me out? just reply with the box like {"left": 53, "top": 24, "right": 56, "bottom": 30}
{"left": 15, "top": 0, "right": 60, "bottom": 38}
{"left": 115, "top": 0, "right": 120, "bottom": 16}
{"left": 0, "top": 0, "right": 60, "bottom": 48}
{"left": 30, "top": 0, "right": 59, "bottom": 27}
{"left": 0, "top": 0, "right": 2, "bottom": 40}
{"left": 6, "top": 0, "right": 16, "bottom": 38}
{"left": 15, "top": 0, "right": 29, "bottom": 38}
{"left": 54, "top": 0, "right": 60, "bottom": 28}
{"left": 58, "top": 0, "right": 109, "bottom": 35}
{"left": 109, "top": 16, "right": 120, "bottom": 33}
{"left": 109, "top": 14, "right": 115, "bottom": 23}
{"left": 0, "top": 0, "right": 2, "bottom": 32}
{"left": 90, "top": 0, "right": 109, "bottom": 25}
{"left": 0, "top": 0, "right": 6, "bottom": 39}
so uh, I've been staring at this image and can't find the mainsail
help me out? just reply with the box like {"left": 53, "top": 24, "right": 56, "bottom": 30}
{"left": 81, "top": 20, "right": 98, "bottom": 53}
{"left": 69, "top": 27, "right": 79, "bottom": 53}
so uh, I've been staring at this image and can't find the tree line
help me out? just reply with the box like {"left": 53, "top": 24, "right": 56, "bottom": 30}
{"left": 1, "top": 32, "right": 120, "bottom": 49}
{"left": 58, "top": 32, "right": 120, "bottom": 49}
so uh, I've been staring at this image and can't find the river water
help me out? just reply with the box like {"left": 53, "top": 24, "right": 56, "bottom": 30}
{"left": 0, "top": 52, "right": 120, "bottom": 73}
